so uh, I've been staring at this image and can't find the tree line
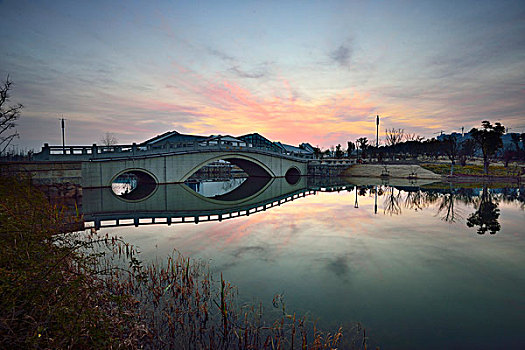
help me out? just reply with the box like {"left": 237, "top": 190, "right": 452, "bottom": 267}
{"left": 321, "top": 121, "right": 524, "bottom": 175}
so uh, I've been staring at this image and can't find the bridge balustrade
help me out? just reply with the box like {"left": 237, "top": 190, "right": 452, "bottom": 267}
{"left": 36, "top": 140, "right": 315, "bottom": 161}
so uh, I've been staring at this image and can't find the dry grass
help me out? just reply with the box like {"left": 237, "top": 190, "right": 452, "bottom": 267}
{"left": 421, "top": 163, "right": 523, "bottom": 177}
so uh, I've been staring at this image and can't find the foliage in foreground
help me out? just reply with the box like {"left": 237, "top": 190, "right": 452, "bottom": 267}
{"left": 0, "top": 176, "right": 139, "bottom": 348}
{"left": 0, "top": 175, "right": 362, "bottom": 349}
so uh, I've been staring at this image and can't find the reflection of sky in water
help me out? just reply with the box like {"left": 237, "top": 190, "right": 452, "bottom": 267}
{"left": 185, "top": 178, "right": 247, "bottom": 197}
{"left": 103, "top": 188, "right": 525, "bottom": 349}
{"left": 111, "top": 176, "right": 137, "bottom": 196}
{"left": 111, "top": 183, "right": 134, "bottom": 196}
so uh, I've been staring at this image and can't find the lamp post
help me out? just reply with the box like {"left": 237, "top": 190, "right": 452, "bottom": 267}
{"left": 61, "top": 117, "right": 66, "bottom": 154}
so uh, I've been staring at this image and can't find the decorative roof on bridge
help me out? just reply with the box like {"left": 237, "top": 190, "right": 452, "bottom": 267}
{"left": 238, "top": 133, "right": 282, "bottom": 152}
{"left": 141, "top": 130, "right": 207, "bottom": 146}
{"left": 274, "top": 142, "right": 314, "bottom": 155}
{"left": 141, "top": 130, "right": 313, "bottom": 155}
{"left": 201, "top": 135, "right": 247, "bottom": 145}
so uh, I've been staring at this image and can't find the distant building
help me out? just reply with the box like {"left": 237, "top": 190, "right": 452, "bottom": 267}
{"left": 437, "top": 132, "right": 471, "bottom": 143}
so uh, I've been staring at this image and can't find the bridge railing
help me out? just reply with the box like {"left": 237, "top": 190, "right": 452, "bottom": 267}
{"left": 35, "top": 141, "right": 315, "bottom": 161}
{"left": 84, "top": 189, "right": 317, "bottom": 229}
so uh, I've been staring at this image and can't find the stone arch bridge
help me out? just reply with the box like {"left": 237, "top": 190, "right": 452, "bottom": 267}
{"left": 34, "top": 143, "right": 310, "bottom": 188}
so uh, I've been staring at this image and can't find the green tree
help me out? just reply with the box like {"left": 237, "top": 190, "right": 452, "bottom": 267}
{"left": 313, "top": 146, "right": 322, "bottom": 159}
{"left": 469, "top": 121, "right": 505, "bottom": 175}
{"left": 347, "top": 141, "right": 355, "bottom": 158}
{"left": 458, "top": 138, "right": 476, "bottom": 166}
{"left": 356, "top": 137, "right": 368, "bottom": 159}
{"left": 511, "top": 133, "right": 521, "bottom": 152}
{"left": 335, "top": 144, "right": 344, "bottom": 159}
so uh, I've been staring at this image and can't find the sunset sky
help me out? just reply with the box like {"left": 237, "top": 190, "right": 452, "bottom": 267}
{"left": 1, "top": 0, "right": 524, "bottom": 151}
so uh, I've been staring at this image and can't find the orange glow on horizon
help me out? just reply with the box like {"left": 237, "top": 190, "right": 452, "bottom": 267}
{"left": 144, "top": 77, "right": 386, "bottom": 147}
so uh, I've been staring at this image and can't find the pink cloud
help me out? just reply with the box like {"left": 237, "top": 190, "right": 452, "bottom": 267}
{"left": 130, "top": 62, "right": 463, "bottom": 148}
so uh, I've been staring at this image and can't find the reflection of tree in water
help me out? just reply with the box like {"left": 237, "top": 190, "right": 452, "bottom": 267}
{"left": 466, "top": 185, "right": 501, "bottom": 234}
{"left": 384, "top": 187, "right": 402, "bottom": 215}
{"left": 361, "top": 184, "right": 519, "bottom": 229}
{"left": 404, "top": 190, "right": 428, "bottom": 212}
{"left": 499, "top": 187, "right": 525, "bottom": 210}
{"left": 434, "top": 185, "right": 475, "bottom": 223}
{"left": 436, "top": 191, "right": 462, "bottom": 223}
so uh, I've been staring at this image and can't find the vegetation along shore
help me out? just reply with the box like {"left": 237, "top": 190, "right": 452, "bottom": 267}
{"left": 0, "top": 174, "right": 371, "bottom": 349}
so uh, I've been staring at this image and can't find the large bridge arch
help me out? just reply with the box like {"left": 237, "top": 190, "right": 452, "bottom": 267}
{"left": 180, "top": 153, "right": 275, "bottom": 182}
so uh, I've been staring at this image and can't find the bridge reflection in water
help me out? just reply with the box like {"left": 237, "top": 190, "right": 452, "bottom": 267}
{"left": 83, "top": 176, "right": 355, "bottom": 230}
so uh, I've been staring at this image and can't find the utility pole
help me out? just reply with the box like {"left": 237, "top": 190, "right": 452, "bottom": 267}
{"left": 61, "top": 117, "right": 66, "bottom": 154}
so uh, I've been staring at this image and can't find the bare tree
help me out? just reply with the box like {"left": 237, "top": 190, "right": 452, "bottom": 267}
{"left": 101, "top": 132, "right": 118, "bottom": 146}
{"left": 404, "top": 133, "right": 424, "bottom": 142}
{"left": 442, "top": 135, "right": 459, "bottom": 176}
{"left": 0, "top": 77, "right": 23, "bottom": 155}
{"left": 385, "top": 128, "right": 404, "bottom": 146}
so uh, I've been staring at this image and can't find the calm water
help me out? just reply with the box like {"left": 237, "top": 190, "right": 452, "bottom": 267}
{"left": 84, "top": 178, "right": 525, "bottom": 349}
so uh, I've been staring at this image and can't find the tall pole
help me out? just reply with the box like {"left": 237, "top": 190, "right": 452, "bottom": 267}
{"left": 61, "top": 118, "right": 65, "bottom": 154}
{"left": 376, "top": 115, "right": 379, "bottom": 148}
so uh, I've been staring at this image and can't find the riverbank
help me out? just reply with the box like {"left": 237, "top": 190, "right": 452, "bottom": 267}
{"left": 343, "top": 164, "right": 442, "bottom": 180}
{"left": 420, "top": 163, "right": 524, "bottom": 183}
{"left": 343, "top": 163, "right": 524, "bottom": 183}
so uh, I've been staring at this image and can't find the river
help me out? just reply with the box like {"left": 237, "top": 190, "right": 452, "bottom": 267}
{"left": 84, "top": 177, "right": 525, "bottom": 349}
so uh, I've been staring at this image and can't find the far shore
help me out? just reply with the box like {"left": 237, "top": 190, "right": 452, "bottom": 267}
{"left": 343, "top": 163, "right": 524, "bottom": 183}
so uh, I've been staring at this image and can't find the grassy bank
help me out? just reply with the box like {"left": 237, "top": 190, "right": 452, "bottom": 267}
{"left": 421, "top": 163, "right": 523, "bottom": 177}
{"left": 0, "top": 175, "right": 362, "bottom": 349}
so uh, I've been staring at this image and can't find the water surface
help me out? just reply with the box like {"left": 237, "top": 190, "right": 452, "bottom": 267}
{"left": 86, "top": 178, "right": 525, "bottom": 349}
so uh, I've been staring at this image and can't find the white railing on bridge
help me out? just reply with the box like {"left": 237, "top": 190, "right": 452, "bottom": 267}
{"left": 35, "top": 140, "right": 315, "bottom": 161}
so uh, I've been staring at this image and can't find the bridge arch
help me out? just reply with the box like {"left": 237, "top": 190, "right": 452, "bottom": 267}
{"left": 180, "top": 154, "right": 275, "bottom": 182}
{"left": 110, "top": 168, "right": 158, "bottom": 201}
{"left": 285, "top": 166, "right": 301, "bottom": 185}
